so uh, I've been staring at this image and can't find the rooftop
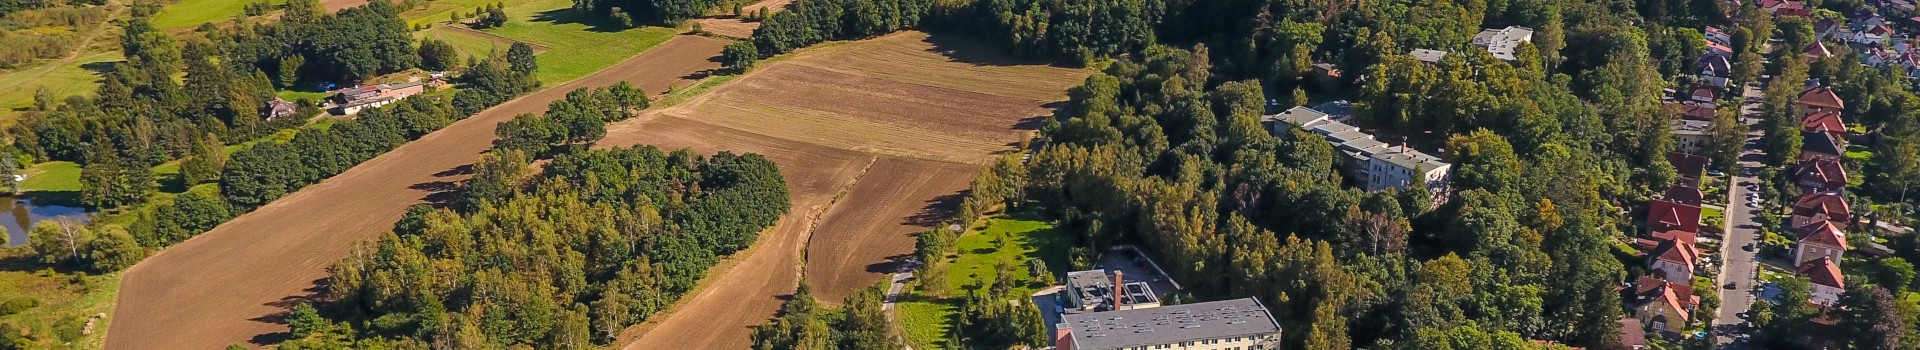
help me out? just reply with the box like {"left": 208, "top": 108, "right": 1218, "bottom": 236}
{"left": 1411, "top": 49, "right": 1451, "bottom": 63}
{"left": 1472, "top": 26, "right": 1535, "bottom": 60}
{"left": 1059, "top": 298, "right": 1280, "bottom": 349}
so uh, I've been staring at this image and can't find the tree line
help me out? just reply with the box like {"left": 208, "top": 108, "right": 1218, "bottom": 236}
{"left": 749, "top": 282, "right": 903, "bottom": 350}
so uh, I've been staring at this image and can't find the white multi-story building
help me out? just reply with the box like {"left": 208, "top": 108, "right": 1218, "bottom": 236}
{"left": 1263, "top": 107, "right": 1453, "bottom": 198}
{"left": 1055, "top": 298, "right": 1282, "bottom": 350}
{"left": 1471, "top": 26, "right": 1535, "bottom": 61}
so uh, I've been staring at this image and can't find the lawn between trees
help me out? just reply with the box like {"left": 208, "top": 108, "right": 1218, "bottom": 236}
{"left": 895, "top": 215, "right": 1069, "bottom": 350}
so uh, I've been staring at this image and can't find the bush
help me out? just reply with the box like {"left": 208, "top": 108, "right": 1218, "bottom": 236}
{"left": 0, "top": 298, "right": 37, "bottom": 317}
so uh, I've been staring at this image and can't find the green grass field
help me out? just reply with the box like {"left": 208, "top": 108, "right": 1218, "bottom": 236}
{"left": 19, "top": 162, "right": 82, "bottom": 193}
{"left": 896, "top": 216, "right": 1066, "bottom": 350}
{"left": 400, "top": 0, "right": 500, "bottom": 27}
{"left": 0, "top": 50, "right": 121, "bottom": 127}
{"left": 419, "top": 25, "right": 511, "bottom": 62}
{"left": 484, "top": 0, "right": 679, "bottom": 84}
{"left": 151, "top": 0, "right": 285, "bottom": 29}
{"left": 0, "top": 252, "right": 123, "bottom": 350}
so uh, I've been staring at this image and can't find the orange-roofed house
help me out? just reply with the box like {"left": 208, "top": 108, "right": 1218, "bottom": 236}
{"left": 1669, "top": 152, "right": 1708, "bottom": 188}
{"left": 1795, "top": 221, "right": 1849, "bottom": 265}
{"left": 1802, "top": 111, "right": 1845, "bottom": 140}
{"left": 1648, "top": 238, "right": 1700, "bottom": 284}
{"left": 1626, "top": 276, "right": 1700, "bottom": 335}
{"left": 1796, "top": 87, "right": 1845, "bottom": 118}
{"left": 1790, "top": 192, "right": 1851, "bottom": 231}
{"left": 1647, "top": 196, "right": 1702, "bottom": 234}
{"left": 1665, "top": 185, "right": 1705, "bottom": 207}
{"left": 1797, "top": 257, "right": 1845, "bottom": 306}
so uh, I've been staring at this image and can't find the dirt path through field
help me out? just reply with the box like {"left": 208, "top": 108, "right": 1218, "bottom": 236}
{"left": 104, "top": 35, "right": 726, "bottom": 350}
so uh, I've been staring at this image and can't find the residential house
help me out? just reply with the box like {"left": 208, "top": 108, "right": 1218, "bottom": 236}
{"left": 1779, "top": 0, "right": 1812, "bottom": 16}
{"left": 1802, "top": 111, "right": 1846, "bottom": 140}
{"left": 1792, "top": 155, "right": 1849, "bottom": 193}
{"left": 1797, "top": 257, "right": 1846, "bottom": 306}
{"left": 1796, "top": 86, "right": 1846, "bottom": 118}
{"left": 1648, "top": 238, "right": 1700, "bottom": 284}
{"left": 1669, "top": 152, "right": 1708, "bottom": 188}
{"left": 1795, "top": 221, "right": 1850, "bottom": 265}
{"left": 1672, "top": 119, "right": 1712, "bottom": 154}
{"left": 1706, "top": 41, "right": 1734, "bottom": 57}
{"left": 1696, "top": 54, "right": 1732, "bottom": 88}
{"left": 267, "top": 98, "right": 299, "bottom": 121}
{"left": 1648, "top": 188, "right": 1703, "bottom": 234}
{"left": 1410, "top": 49, "right": 1451, "bottom": 64}
{"left": 1802, "top": 129, "right": 1844, "bottom": 159}
{"left": 1615, "top": 319, "right": 1651, "bottom": 350}
{"left": 1471, "top": 26, "right": 1534, "bottom": 61}
{"left": 1686, "top": 82, "right": 1721, "bottom": 103}
{"left": 1265, "top": 107, "right": 1453, "bottom": 198}
{"left": 1053, "top": 298, "right": 1281, "bottom": 350}
{"left": 1806, "top": 41, "right": 1834, "bottom": 59}
{"left": 1791, "top": 192, "right": 1853, "bottom": 231}
{"left": 1626, "top": 276, "right": 1700, "bottom": 336}
{"left": 1704, "top": 26, "right": 1732, "bottom": 46}
{"left": 1668, "top": 101, "right": 1716, "bottom": 121}
{"left": 1665, "top": 185, "right": 1705, "bottom": 207}
{"left": 1816, "top": 18, "right": 1842, "bottom": 40}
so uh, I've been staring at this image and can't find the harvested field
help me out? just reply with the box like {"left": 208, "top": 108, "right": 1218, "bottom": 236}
{"left": 693, "top": 0, "right": 793, "bottom": 38}
{"left": 803, "top": 157, "right": 976, "bottom": 303}
{"left": 104, "top": 35, "right": 726, "bottom": 350}
{"left": 608, "top": 30, "right": 1087, "bottom": 349}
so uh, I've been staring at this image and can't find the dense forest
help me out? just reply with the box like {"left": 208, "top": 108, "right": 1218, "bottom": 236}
{"left": 272, "top": 85, "right": 791, "bottom": 348}
{"left": 14, "top": 0, "right": 536, "bottom": 273}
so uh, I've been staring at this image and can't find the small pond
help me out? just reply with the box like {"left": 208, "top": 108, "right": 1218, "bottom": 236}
{"left": 0, "top": 196, "right": 89, "bottom": 247}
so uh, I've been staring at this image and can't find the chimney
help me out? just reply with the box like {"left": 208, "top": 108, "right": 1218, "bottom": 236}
{"left": 1112, "top": 271, "right": 1124, "bottom": 309}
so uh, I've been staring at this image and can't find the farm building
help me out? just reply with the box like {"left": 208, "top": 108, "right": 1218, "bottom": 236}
{"left": 328, "top": 81, "right": 426, "bottom": 115}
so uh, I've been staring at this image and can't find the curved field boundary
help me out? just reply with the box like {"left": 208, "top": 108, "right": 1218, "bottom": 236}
{"left": 603, "top": 31, "right": 1087, "bottom": 349}
{"left": 103, "top": 35, "right": 727, "bottom": 350}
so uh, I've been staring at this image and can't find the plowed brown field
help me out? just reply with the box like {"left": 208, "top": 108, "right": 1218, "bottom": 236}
{"left": 605, "top": 31, "right": 1086, "bottom": 349}
{"left": 104, "top": 35, "right": 727, "bottom": 350}
{"left": 693, "top": 0, "right": 793, "bottom": 38}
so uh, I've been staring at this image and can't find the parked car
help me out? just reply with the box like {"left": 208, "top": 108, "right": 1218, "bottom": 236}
{"left": 1725, "top": 282, "right": 1738, "bottom": 290}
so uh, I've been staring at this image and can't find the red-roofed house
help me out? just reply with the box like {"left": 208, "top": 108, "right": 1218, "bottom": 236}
{"left": 1648, "top": 238, "right": 1700, "bottom": 284}
{"left": 1802, "top": 111, "right": 1846, "bottom": 140}
{"left": 1806, "top": 41, "right": 1834, "bottom": 58}
{"left": 1792, "top": 156, "right": 1848, "bottom": 193}
{"left": 1627, "top": 276, "right": 1700, "bottom": 335}
{"left": 1796, "top": 87, "right": 1845, "bottom": 118}
{"left": 1795, "top": 221, "right": 1849, "bottom": 265}
{"left": 1647, "top": 197, "right": 1703, "bottom": 234}
{"left": 1665, "top": 185, "right": 1705, "bottom": 206}
{"left": 1797, "top": 257, "right": 1845, "bottom": 305}
{"left": 1669, "top": 152, "right": 1708, "bottom": 187}
{"left": 1687, "top": 83, "right": 1720, "bottom": 103}
{"left": 1791, "top": 192, "right": 1851, "bottom": 230}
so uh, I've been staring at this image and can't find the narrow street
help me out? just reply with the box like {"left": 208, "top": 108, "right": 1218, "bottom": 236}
{"left": 1712, "top": 82, "right": 1767, "bottom": 348}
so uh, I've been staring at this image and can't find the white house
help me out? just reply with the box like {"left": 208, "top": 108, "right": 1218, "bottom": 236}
{"left": 1471, "top": 26, "right": 1535, "bottom": 61}
{"left": 1264, "top": 106, "right": 1453, "bottom": 199}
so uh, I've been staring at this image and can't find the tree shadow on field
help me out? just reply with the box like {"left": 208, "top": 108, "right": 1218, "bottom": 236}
{"left": 865, "top": 252, "right": 913, "bottom": 274}
{"left": 247, "top": 277, "right": 330, "bottom": 345}
{"left": 433, "top": 164, "right": 474, "bottom": 178}
{"left": 530, "top": 8, "right": 628, "bottom": 33}
{"left": 921, "top": 32, "right": 1058, "bottom": 67}
{"left": 903, "top": 191, "right": 964, "bottom": 228}
{"left": 411, "top": 180, "right": 462, "bottom": 209}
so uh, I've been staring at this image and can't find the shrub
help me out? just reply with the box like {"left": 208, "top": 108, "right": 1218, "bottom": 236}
{"left": 0, "top": 298, "right": 37, "bottom": 317}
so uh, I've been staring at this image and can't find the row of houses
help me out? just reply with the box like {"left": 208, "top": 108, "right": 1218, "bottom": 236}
{"left": 1627, "top": 152, "right": 1711, "bottom": 337}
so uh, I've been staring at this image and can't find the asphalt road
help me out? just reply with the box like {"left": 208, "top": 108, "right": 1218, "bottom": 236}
{"left": 1712, "top": 82, "right": 1768, "bottom": 348}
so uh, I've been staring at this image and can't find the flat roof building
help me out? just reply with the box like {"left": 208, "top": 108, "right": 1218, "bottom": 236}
{"left": 1264, "top": 106, "right": 1452, "bottom": 199}
{"left": 1472, "top": 26, "right": 1535, "bottom": 61}
{"left": 1055, "top": 298, "right": 1281, "bottom": 350}
{"left": 1064, "top": 270, "right": 1160, "bottom": 312}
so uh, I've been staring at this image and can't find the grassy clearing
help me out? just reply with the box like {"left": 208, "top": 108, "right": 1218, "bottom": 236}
{"left": 483, "top": 0, "right": 679, "bottom": 84}
{"left": 152, "top": 0, "right": 284, "bottom": 28}
{"left": 0, "top": 50, "right": 121, "bottom": 127}
{"left": 400, "top": 0, "right": 499, "bottom": 27}
{"left": 19, "top": 162, "right": 82, "bottom": 193}
{"left": 0, "top": 250, "right": 123, "bottom": 350}
{"left": 420, "top": 26, "right": 511, "bottom": 62}
{"left": 897, "top": 215, "right": 1066, "bottom": 350}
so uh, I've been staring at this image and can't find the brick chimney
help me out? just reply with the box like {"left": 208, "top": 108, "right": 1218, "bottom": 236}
{"left": 1112, "top": 271, "right": 1124, "bottom": 309}
{"left": 1055, "top": 323, "right": 1075, "bottom": 350}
